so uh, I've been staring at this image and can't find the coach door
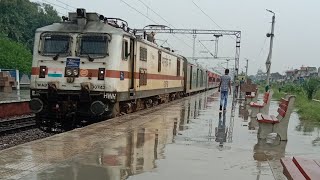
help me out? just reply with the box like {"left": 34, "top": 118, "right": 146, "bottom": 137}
{"left": 190, "top": 66, "right": 193, "bottom": 90}
{"left": 129, "top": 38, "right": 135, "bottom": 97}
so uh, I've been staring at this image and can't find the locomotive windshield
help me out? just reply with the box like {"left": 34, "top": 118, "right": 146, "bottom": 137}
{"left": 42, "top": 34, "right": 71, "bottom": 56}
{"left": 79, "top": 35, "right": 109, "bottom": 57}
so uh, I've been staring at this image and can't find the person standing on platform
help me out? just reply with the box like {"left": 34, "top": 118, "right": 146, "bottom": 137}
{"left": 235, "top": 79, "right": 240, "bottom": 98}
{"left": 218, "top": 69, "right": 232, "bottom": 111}
{"left": 239, "top": 78, "right": 245, "bottom": 97}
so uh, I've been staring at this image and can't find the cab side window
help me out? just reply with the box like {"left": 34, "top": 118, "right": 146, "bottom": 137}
{"left": 122, "top": 39, "right": 129, "bottom": 60}
{"left": 177, "top": 58, "right": 180, "bottom": 76}
{"left": 158, "top": 51, "right": 162, "bottom": 72}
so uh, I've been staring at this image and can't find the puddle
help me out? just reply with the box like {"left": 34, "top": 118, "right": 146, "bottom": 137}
{"left": 3, "top": 90, "right": 320, "bottom": 180}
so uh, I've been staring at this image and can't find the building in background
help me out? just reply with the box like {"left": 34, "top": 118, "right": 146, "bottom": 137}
{"left": 255, "top": 69, "right": 267, "bottom": 82}
{"left": 285, "top": 66, "right": 319, "bottom": 83}
{"left": 270, "top": 72, "right": 285, "bottom": 83}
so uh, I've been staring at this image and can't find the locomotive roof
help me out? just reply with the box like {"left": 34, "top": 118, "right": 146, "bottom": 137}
{"left": 35, "top": 13, "right": 131, "bottom": 36}
{"left": 35, "top": 8, "right": 219, "bottom": 76}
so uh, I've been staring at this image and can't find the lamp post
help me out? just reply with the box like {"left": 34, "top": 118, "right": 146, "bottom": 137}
{"left": 266, "top": 9, "right": 275, "bottom": 86}
{"left": 245, "top": 58, "right": 249, "bottom": 80}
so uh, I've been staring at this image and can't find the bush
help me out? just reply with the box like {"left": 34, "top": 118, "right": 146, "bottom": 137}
{"left": 0, "top": 37, "right": 32, "bottom": 74}
{"left": 302, "top": 78, "right": 320, "bottom": 100}
{"left": 281, "top": 83, "right": 303, "bottom": 94}
{"left": 295, "top": 94, "right": 320, "bottom": 122}
{"left": 270, "top": 79, "right": 320, "bottom": 122}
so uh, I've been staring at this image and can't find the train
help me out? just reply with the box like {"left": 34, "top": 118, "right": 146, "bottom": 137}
{"left": 28, "top": 8, "right": 221, "bottom": 131}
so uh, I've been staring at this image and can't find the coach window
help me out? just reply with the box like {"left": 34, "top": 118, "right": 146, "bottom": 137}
{"left": 177, "top": 58, "right": 180, "bottom": 76}
{"left": 140, "top": 47, "right": 147, "bottom": 61}
{"left": 41, "top": 34, "right": 71, "bottom": 56}
{"left": 158, "top": 51, "right": 162, "bottom": 72}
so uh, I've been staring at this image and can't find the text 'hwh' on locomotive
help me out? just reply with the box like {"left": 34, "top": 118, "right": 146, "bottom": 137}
{"left": 28, "top": 8, "right": 221, "bottom": 131}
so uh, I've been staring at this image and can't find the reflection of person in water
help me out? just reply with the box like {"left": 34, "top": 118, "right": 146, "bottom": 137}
{"left": 215, "top": 111, "right": 228, "bottom": 146}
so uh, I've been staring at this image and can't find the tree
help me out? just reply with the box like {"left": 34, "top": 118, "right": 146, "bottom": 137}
{"left": 302, "top": 78, "right": 320, "bottom": 100}
{"left": 0, "top": 0, "right": 60, "bottom": 51}
{"left": 0, "top": 36, "right": 32, "bottom": 74}
{"left": 0, "top": 0, "right": 60, "bottom": 74}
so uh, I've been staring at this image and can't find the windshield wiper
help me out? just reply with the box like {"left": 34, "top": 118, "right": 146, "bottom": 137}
{"left": 53, "top": 53, "right": 60, "bottom": 60}
{"left": 53, "top": 43, "right": 69, "bottom": 60}
{"left": 87, "top": 54, "right": 94, "bottom": 62}
{"left": 80, "top": 53, "right": 95, "bottom": 62}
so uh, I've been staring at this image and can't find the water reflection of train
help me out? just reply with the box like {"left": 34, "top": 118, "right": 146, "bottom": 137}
{"left": 179, "top": 93, "right": 208, "bottom": 131}
{"left": 33, "top": 105, "right": 182, "bottom": 179}
{"left": 102, "top": 107, "right": 184, "bottom": 179}
{"left": 28, "top": 92, "right": 206, "bottom": 180}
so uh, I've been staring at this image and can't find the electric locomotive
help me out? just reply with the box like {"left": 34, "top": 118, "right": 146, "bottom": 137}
{"left": 29, "top": 9, "right": 220, "bottom": 130}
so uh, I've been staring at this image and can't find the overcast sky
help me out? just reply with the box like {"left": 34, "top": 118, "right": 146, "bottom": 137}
{"left": 39, "top": 0, "right": 320, "bottom": 75}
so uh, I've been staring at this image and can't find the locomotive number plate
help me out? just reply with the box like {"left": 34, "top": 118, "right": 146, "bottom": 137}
{"left": 93, "top": 85, "right": 105, "bottom": 90}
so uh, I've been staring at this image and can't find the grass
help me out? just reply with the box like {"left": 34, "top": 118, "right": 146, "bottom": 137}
{"left": 271, "top": 87, "right": 320, "bottom": 122}
{"left": 295, "top": 94, "right": 320, "bottom": 122}
{"left": 313, "top": 90, "right": 320, "bottom": 100}
{"left": 271, "top": 90, "right": 285, "bottom": 101}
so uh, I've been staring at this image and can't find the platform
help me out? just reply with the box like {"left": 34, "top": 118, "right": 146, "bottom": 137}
{"left": 0, "top": 90, "right": 30, "bottom": 104}
{"left": 0, "top": 90, "right": 320, "bottom": 180}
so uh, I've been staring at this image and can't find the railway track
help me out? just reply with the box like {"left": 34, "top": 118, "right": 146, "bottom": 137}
{"left": 0, "top": 115, "right": 36, "bottom": 134}
{"left": 0, "top": 96, "right": 184, "bottom": 134}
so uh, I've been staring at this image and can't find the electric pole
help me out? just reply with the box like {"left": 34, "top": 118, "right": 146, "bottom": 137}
{"left": 226, "top": 59, "right": 230, "bottom": 69}
{"left": 245, "top": 58, "right": 249, "bottom": 80}
{"left": 214, "top": 34, "right": 222, "bottom": 58}
{"left": 192, "top": 34, "right": 196, "bottom": 62}
{"left": 266, "top": 9, "right": 275, "bottom": 86}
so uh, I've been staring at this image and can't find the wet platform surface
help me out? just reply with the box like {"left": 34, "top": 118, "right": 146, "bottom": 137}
{"left": 0, "top": 90, "right": 30, "bottom": 103}
{"left": 1, "top": 90, "right": 320, "bottom": 180}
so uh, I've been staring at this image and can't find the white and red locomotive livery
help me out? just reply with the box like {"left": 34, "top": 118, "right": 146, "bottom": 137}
{"left": 29, "top": 9, "right": 220, "bottom": 130}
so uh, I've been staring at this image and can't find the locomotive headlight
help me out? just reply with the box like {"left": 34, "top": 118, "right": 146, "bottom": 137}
{"left": 66, "top": 69, "right": 72, "bottom": 76}
{"left": 65, "top": 68, "right": 79, "bottom": 77}
{"left": 73, "top": 69, "right": 79, "bottom": 76}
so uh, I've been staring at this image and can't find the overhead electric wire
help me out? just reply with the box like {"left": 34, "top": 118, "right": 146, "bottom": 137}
{"left": 198, "top": 40, "right": 214, "bottom": 57}
{"left": 192, "top": 0, "right": 238, "bottom": 63}
{"left": 42, "top": 0, "right": 73, "bottom": 12}
{"left": 36, "top": 0, "right": 66, "bottom": 16}
{"left": 136, "top": 0, "right": 194, "bottom": 41}
{"left": 257, "top": 36, "right": 268, "bottom": 58}
{"left": 120, "top": 0, "right": 158, "bottom": 24}
{"left": 55, "top": 0, "right": 77, "bottom": 10}
{"left": 121, "top": 0, "right": 193, "bottom": 49}
{"left": 192, "top": 1, "right": 223, "bottom": 30}
{"left": 134, "top": 0, "right": 216, "bottom": 56}
{"left": 136, "top": 0, "right": 173, "bottom": 27}
{"left": 192, "top": 0, "right": 235, "bottom": 40}
{"left": 134, "top": 0, "right": 195, "bottom": 49}
{"left": 43, "top": 0, "right": 212, "bottom": 57}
